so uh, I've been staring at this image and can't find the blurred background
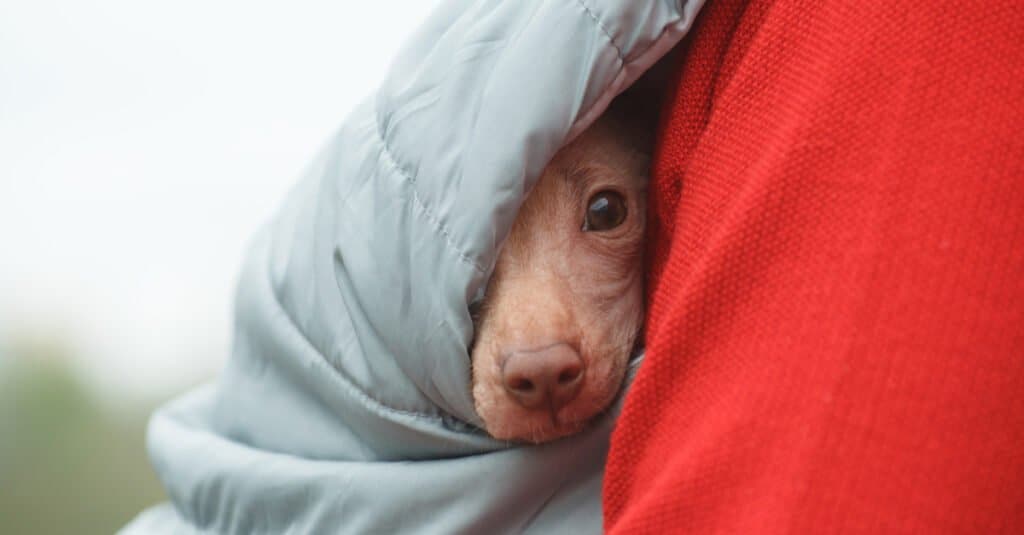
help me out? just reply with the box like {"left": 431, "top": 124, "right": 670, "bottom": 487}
{"left": 0, "top": 1, "right": 437, "bottom": 532}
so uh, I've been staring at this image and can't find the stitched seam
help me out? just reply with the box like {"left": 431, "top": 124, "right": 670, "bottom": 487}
{"left": 373, "top": 108, "right": 486, "bottom": 275}
{"left": 574, "top": 0, "right": 625, "bottom": 62}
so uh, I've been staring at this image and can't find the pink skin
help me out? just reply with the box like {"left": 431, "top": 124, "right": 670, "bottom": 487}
{"left": 470, "top": 116, "right": 650, "bottom": 443}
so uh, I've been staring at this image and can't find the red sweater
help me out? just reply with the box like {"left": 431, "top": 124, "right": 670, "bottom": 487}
{"left": 604, "top": 1, "right": 1024, "bottom": 532}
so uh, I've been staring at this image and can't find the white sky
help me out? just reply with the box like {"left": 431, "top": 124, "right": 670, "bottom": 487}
{"left": 0, "top": 0, "right": 439, "bottom": 402}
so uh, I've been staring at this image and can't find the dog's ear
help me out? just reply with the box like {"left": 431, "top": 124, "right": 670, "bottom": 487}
{"left": 605, "top": 45, "right": 682, "bottom": 154}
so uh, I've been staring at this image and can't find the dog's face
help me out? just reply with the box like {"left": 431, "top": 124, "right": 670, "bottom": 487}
{"left": 470, "top": 117, "right": 649, "bottom": 443}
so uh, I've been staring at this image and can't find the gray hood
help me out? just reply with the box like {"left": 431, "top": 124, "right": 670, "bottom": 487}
{"left": 122, "top": 1, "right": 702, "bottom": 532}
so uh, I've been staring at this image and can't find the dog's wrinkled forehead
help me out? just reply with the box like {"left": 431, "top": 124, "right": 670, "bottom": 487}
{"left": 469, "top": 92, "right": 656, "bottom": 303}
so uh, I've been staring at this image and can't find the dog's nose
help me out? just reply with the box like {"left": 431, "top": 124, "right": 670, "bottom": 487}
{"left": 502, "top": 343, "right": 584, "bottom": 411}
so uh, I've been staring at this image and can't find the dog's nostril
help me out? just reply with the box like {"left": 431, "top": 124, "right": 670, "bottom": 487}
{"left": 510, "top": 378, "right": 535, "bottom": 392}
{"left": 557, "top": 365, "right": 581, "bottom": 385}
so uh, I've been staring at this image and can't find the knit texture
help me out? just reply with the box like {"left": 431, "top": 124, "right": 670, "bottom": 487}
{"left": 604, "top": 0, "right": 1024, "bottom": 532}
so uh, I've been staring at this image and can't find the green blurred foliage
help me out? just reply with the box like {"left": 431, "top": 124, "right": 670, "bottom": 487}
{"left": 0, "top": 338, "right": 167, "bottom": 535}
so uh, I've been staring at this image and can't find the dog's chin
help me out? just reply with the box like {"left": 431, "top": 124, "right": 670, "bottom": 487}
{"left": 474, "top": 389, "right": 609, "bottom": 443}
{"left": 482, "top": 412, "right": 590, "bottom": 444}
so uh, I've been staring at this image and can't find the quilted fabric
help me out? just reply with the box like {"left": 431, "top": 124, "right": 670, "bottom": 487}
{"left": 605, "top": 0, "right": 1024, "bottom": 532}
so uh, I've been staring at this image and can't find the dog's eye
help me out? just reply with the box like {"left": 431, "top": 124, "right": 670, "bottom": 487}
{"left": 583, "top": 190, "right": 627, "bottom": 232}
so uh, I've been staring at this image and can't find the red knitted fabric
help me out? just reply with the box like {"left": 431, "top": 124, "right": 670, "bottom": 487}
{"left": 604, "top": 1, "right": 1024, "bottom": 532}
